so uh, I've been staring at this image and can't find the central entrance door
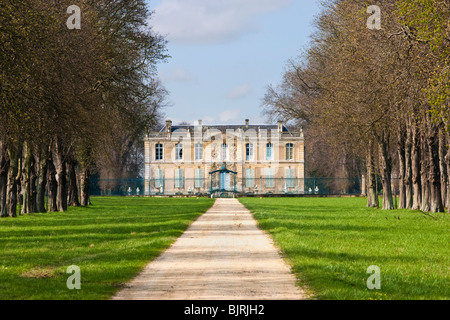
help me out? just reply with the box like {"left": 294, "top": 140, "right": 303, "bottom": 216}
{"left": 219, "top": 172, "right": 231, "bottom": 191}
{"left": 209, "top": 163, "right": 237, "bottom": 198}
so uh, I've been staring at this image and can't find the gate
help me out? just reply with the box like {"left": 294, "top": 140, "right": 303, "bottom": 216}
{"left": 209, "top": 163, "right": 237, "bottom": 198}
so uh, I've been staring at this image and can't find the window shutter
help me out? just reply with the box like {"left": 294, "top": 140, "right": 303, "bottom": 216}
{"left": 155, "top": 169, "right": 163, "bottom": 188}
{"left": 175, "top": 169, "right": 184, "bottom": 188}
{"left": 195, "top": 169, "right": 203, "bottom": 188}
{"left": 246, "top": 169, "right": 254, "bottom": 188}
{"left": 266, "top": 168, "right": 274, "bottom": 188}
{"left": 286, "top": 168, "right": 294, "bottom": 188}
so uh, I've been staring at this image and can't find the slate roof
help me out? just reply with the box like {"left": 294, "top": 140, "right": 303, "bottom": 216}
{"left": 159, "top": 124, "right": 289, "bottom": 133}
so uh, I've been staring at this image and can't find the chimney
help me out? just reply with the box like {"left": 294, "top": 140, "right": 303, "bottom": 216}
{"left": 245, "top": 119, "right": 249, "bottom": 128}
{"left": 197, "top": 120, "right": 203, "bottom": 127}
{"left": 277, "top": 120, "right": 283, "bottom": 133}
{"left": 166, "top": 120, "right": 172, "bottom": 133}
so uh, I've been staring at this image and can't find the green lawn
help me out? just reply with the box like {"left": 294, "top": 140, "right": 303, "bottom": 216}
{"left": 2, "top": 196, "right": 448, "bottom": 300}
{"left": 0, "top": 197, "right": 215, "bottom": 300}
{"left": 239, "top": 197, "right": 450, "bottom": 300}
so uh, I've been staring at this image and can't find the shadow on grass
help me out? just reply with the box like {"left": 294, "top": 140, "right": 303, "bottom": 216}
{"left": 239, "top": 197, "right": 450, "bottom": 300}
{"left": 0, "top": 197, "right": 216, "bottom": 300}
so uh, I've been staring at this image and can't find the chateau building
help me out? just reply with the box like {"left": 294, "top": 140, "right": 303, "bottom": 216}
{"left": 144, "top": 119, "right": 305, "bottom": 196}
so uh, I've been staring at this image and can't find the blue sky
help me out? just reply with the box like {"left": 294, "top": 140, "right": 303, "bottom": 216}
{"left": 147, "top": 0, "right": 323, "bottom": 125}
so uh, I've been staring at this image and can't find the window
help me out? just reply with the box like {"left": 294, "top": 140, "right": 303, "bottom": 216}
{"left": 175, "top": 143, "right": 183, "bottom": 161}
{"left": 246, "top": 143, "right": 254, "bottom": 161}
{"left": 286, "top": 143, "right": 294, "bottom": 161}
{"left": 195, "top": 169, "right": 203, "bottom": 188}
{"left": 245, "top": 169, "right": 254, "bottom": 188}
{"left": 285, "top": 168, "right": 294, "bottom": 188}
{"left": 266, "top": 143, "right": 273, "bottom": 161}
{"left": 222, "top": 144, "right": 228, "bottom": 161}
{"left": 175, "top": 168, "right": 184, "bottom": 188}
{"left": 155, "top": 169, "right": 164, "bottom": 188}
{"left": 219, "top": 172, "right": 231, "bottom": 190}
{"left": 195, "top": 143, "right": 203, "bottom": 161}
{"left": 155, "top": 144, "right": 163, "bottom": 161}
{"left": 266, "top": 168, "right": 275, "bottom": 188}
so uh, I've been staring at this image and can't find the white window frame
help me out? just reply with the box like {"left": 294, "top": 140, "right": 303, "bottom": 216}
{"left": 266, "top": 143, "right": 273, "bottom": 161}
{"left": 246, "top": 143, "right": 254, "bottom": 161}
{"left": 222, "top": 144, "right": 228, "bottom": 162}
{"left": 155, "top": 144, "right": 163, "bottom": 161}
{"left": 195, "top": 143, "right": 203, "bottom": 161}
{"left": 175, "top": 143, "right": 183, "bottom": 161}
{"left": 286, "top": 143, "right": 294, "bottom": 161}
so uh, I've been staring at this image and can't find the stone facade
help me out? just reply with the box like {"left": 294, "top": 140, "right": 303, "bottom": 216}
{"left": 144, "top": 119, "right": 305, "bottom": 196}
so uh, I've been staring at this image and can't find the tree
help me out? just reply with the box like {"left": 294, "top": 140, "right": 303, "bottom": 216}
{"left": 263, "top": 0, "right": 448, "bottom": 213}
{"left": 0, "top": 0, "right": 168, "bottom": 217}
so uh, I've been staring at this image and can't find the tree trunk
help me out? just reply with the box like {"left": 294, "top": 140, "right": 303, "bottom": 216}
{"left": 54, "top": 138, "right": 67, "bottom": 212}
{"left": 427, "top": 117, "right": 444, "bottom": 213}
{"left": 446, "top": 154, "right": 450, "bottom": 213}
{"left": 36, "top": 144, "right": 49, "bottom": 213}
{"left": 445, "top": 127, "right": 450, "bottom": 213}
{"left": 397, "top": 126, "right": 406, "bottom": 209}
{"left": 378, "top": 132, "right": 394, "bottom": 210}
{"left": 80, "top": 168, "right": 91, "bottom": 207}
{"left": 0, "top": 140, "right": 8, "bottom": 217}
{"left": 47, "top": 150, "right": 58, "bottom": 212}
{"left": 438, "top": 128, "right": 447, "bottom": 208}
{"left": 30, "top": 150, "right": 37, "bottom": 213}
{"left": 78, "top": 142, "right": 93, "bottom": 207}
{"left": 366, "top": 140, "right": 378, "bottom": 208}
{"left": 68, "top": 159, "right": 80, "bottom": 207}
{"left": 411, "top": 122, "right": 422, "bottom": 210}
{"left": 420, "top": 131, "right": 430, "bottom": 212}
{"left": 21, "top": 142, "right": 32, "bottom": 214}
{"left": 404, "top": 122, "right": 413, "bottom": 209}
{"left": 6, "top": 143, "right": 22, "bottom": 217}
{"left": 21, "top": 142, "right": 37, "bottom": 214}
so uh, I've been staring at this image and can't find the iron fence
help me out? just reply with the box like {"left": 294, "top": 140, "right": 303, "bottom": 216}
{"left": 89, "top": 177, "right": 365, "bottom": 197}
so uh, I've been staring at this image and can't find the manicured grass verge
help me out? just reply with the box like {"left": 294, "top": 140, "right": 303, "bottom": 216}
{"left": 0, "top": 197, "right": 215, "bottom": 300}
{"left": 239, "top": 197, "right": 450, "bottom": 300}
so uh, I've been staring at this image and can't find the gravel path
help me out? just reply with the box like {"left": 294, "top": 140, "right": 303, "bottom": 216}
{"left": 113, "top": 198, "right": 307, "bottom": 300}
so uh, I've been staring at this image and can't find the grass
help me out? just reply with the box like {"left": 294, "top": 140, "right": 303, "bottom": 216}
{"left": 2, "top": 196, "right": 448, "bottom": 300}
{"left": 239, "top": 197, "right": 450, "bottom": 300}
{"left": 0, "top": 196, "right": 215, "bottom": 300}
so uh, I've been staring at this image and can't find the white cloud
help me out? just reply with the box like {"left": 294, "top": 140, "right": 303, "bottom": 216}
{"left": 159, "top": 68, "right": 196, "bottom": 83}
{"left": 226, "top": 83, "right": 252, "bottom": 99}
{"left": 201, "top": 115, "right": 216, "bottom": 124}
{"left": 169, "top": 115, "right": 216, "bottom": 125}
{"left": 151, "top": 0, "right": 292, "bottom": 44}
{"left": 219, "top": 109, "right": 241, "bottom": 123}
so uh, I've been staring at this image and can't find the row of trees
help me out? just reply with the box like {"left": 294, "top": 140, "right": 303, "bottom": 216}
{"left": 0, "top": 0, "right": 168, "bottom": 217}
{"left": 264, "top": 0, "right": 449, "bottom": 212}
